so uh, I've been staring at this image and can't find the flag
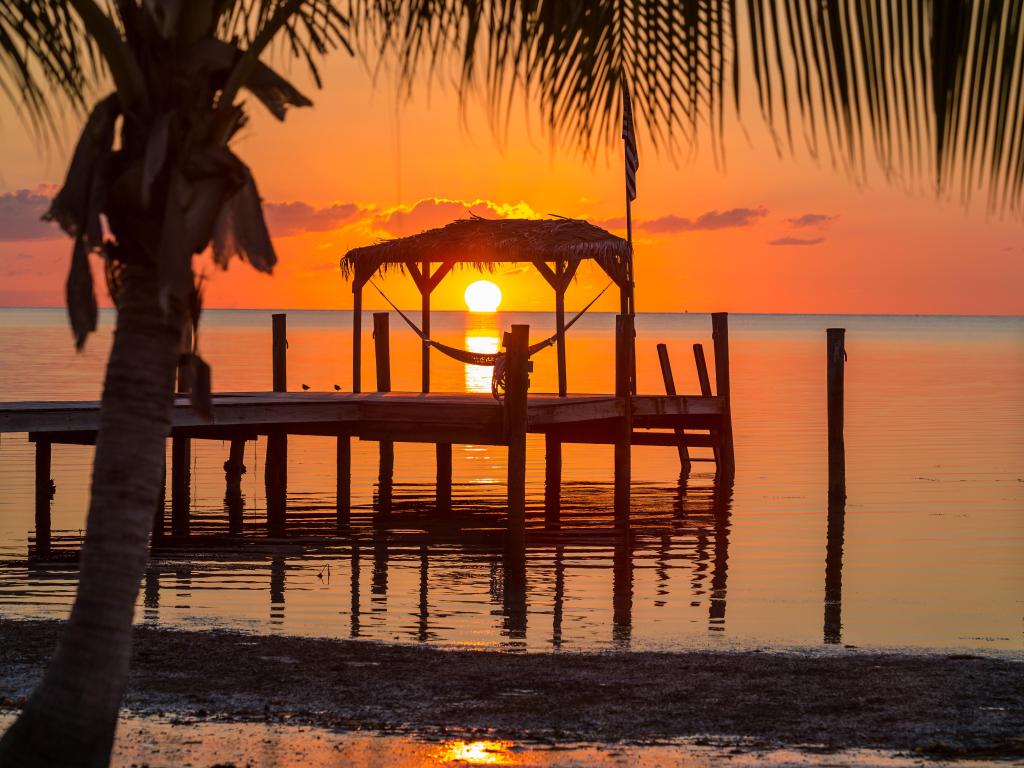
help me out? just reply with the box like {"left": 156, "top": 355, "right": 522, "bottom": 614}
{"left": 621, "top": 80, "right": 639, "bottom": 202}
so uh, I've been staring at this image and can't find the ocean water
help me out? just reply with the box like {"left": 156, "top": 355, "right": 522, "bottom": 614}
{"left": 0, "top": 308, "right": 1021, "bottom": 652}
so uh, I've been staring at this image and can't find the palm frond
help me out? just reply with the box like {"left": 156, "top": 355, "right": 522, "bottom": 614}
{"left": 349, "top": 0, "right": 1024, "bottom": 216}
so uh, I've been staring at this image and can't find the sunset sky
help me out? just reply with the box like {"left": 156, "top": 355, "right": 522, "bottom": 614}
{"left": 0, "top": 51, "right": 1020, "bottom": 315}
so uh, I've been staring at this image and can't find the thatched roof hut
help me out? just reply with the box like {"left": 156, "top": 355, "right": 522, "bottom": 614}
{"left": 340, "top": 216, "right": 631, "bottom": 287}
{"left": 340, "top": 215, "right": 633, "bottom": 395}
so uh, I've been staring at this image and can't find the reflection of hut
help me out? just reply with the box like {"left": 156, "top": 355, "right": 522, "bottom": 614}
{"left": 340, "top": 216, "right": 632, "bottom": 395}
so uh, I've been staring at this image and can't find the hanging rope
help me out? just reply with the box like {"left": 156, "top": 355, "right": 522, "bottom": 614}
{"left": 369, "top": 281, "right": 611, "bottom": 367}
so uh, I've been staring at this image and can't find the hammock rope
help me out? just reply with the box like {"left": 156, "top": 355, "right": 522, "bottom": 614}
{"left": 369, "top": 281, "right": 611, "bottom": 367}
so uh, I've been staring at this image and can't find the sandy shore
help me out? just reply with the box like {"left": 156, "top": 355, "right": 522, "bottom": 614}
{"left": 1, "top": 619, "right": 1021, "bottom": 762}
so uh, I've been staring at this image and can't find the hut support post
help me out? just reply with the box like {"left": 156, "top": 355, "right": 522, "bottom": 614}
{"left": 614, "top": 314, "right": 633, "bottom": 525}
{"left": 711, "top": 313, "right": 735, "bottom": 478}
{"left": 34, "top": 440, "right": 52, "bottom": 555}
{"left": 505, "top": 325, "right": 530, "bottom": 546}
{"left": 555, "top": 259, "right": 567, "bottom": 397}
{"left": 544, "top": 432, "right": 561, "bottom": 528}
{"left": 421, "top": 258, "right": 430, "bottom": 393}
{"left": 374, "top": 312, "right": 394, "bottom": 515}
{"left": 656, "top": 343, "right": 692, "bottom": 474}
{"left": 266, "top": 313, "right": 288, "bottom": 537}
{"left": 352, "top": 277, "right": 364, "bottom": 393}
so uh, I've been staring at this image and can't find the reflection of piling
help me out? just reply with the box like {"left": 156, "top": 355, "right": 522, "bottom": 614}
{"left": 336, "top": 434, "right": 351, "bottom": 528}
{"left": 551, "top": 545, "right": 565, "bottom": 648}
{"left": 544, "top": 433, "right": 562, "bottom": 529}
{"left": 502, "top": 539, "right": 528, "bottom": 639}
{"left": 417, "top": 544, "right": 430, "bottom": 642}
{"left": 708, "top": 479, "right": 734, "bottom": 630}
{"left": 612, "top": 535, "right": 633, "bottom": 648}
{"left": 269, "top": 555, "right": 285, "bottom": 624}
{"left": 824, "top": 492, "right": 846, "bottom": 644}
{"left": 265, "top": 313, "right": 288, "bottom": 537}
{"left": 349, "top": 541, "right": 361, "bottom": 638}
{"left": 827, "top": 328, "right": 846, "bottom": 501}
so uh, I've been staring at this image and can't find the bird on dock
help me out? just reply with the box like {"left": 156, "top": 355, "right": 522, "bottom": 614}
{"left": 301, "top": 383, "right": 310, "bottom": 391}
{"left": 333, "top": 384, "right": 341, "bottom": 391}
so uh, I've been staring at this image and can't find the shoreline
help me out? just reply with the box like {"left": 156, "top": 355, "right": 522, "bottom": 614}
{"left": 1, "top": 619, "right": 1021, "bottom": 761}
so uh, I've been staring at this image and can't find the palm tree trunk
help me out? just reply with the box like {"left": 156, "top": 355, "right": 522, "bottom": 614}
{"left": 0, "top": 263, "right": 182, "bottom": 768}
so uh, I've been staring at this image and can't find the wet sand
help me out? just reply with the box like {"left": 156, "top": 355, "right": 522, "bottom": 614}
{"left": 1, "top": 619, "right": 1021, "bottom": 763}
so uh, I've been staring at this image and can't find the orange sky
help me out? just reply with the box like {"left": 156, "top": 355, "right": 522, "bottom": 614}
{"left": 0, "top": 53, "right": 1021, "bottom": 315}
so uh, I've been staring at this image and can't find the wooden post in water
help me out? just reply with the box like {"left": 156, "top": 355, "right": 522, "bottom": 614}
{"left": 656, "top": 343, "right": 691, "bottom": 474}
{"left": 374, "top": 312, "right": 394, "bottom": 515}
{"left": 711, "top": 313, "right": 735, "bottom": 477}
{"left": 544, "top": 432, "right": 562, "bottom": 528}
{"left": 505, "top": 325, "right": 530, "bottom": 545}
{"left": 436, "top": 444, "right": 452, "bottom": 513}
{"left": 614, "top": 314, "right": 633, "bottom": 524}
{"left": 171, "top": 324, "right": 192, "bottom": 537}
{"left": 266, "top": 314, "right": 288, "bottom": 536}
{"left": 827, "top": 328, "right": 846, "bottom": 501}
{"left": 824, "top": 329, "right": 847, "bottom": 642}
{"left": 224, "top": 439, "right": 246, "bottom": 534}
{"left": 34, "top": 440, "right": 52, "bottom": 556}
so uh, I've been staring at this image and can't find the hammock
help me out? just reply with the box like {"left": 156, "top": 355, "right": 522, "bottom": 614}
{"left": 369, "top": 281, "right": 611, "bottom": 367}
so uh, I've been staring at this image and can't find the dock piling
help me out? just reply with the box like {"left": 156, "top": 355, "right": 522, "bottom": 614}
{"left": 436, "top": 444, "right": 452, "bottom": 513}
{"left": 827, "top": 328, "right": 846, "bottom": 501}
{"left": 171, "top": 329, "right": 192, "bottom": 537}
{"left": 224, "top": 439, "right": 246, "bottom": 534}
{"left": 266, "top": 313, "right": 288, "bottom": 536}
{"left": 711, "top": 313, "right": 735, "bottom": 477}
{"left": 34, "top": 440, "right": 52, "bottom": 556}
{"left": 614, "top": 314, "right": 633, "bottom": 524}
{"left": 374, "top": 312, "right": 394, "bottom": 515}
{"left": 505, "top": 325, "right": 530, "bottom": 544}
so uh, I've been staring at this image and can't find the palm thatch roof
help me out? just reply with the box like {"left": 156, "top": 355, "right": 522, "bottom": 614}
{"left": 340, "top": 216, "right": 630, "bottom": 286}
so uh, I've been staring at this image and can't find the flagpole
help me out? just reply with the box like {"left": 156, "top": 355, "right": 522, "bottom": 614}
{"left": 624, "top": 164, "right": 637, "bottom": 395}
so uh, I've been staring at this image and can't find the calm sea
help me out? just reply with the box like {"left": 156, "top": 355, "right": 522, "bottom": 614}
{"left": 0, "top": 308, "right": 1021, "bottom": 652}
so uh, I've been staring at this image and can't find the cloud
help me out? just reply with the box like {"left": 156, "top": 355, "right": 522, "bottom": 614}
{"left": 0, "top": 187, "right": 61, "bottom": 242}
{"left": 598, "top": 207, "right": 768, "bottom": 234}
{"left": 263, "top": 200, "right": 361, "bottom": 237}
{"left": 372, "top": 197, "right": 541, "bottom": 236}
{"left": 788, "top": 212, "right": 837, "bottom": 228}
{"left": 768, "top": 236, "right": 825, "bottom": 246}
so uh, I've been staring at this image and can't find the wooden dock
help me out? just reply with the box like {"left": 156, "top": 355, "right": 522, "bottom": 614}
{"left": 1, "top": 312, "right": 735, "bottom": 556}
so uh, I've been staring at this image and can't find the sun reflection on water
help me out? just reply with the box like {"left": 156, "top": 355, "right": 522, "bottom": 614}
{"left": 433, "top": 740, "right": 517, "bottom": 765}
{"left": 464, "top": 325, "right": 500, "bottom": 394}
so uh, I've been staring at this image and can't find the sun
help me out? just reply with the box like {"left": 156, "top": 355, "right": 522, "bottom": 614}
{"left": 464, "top": 280, "right": 502, "bottom": 313}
